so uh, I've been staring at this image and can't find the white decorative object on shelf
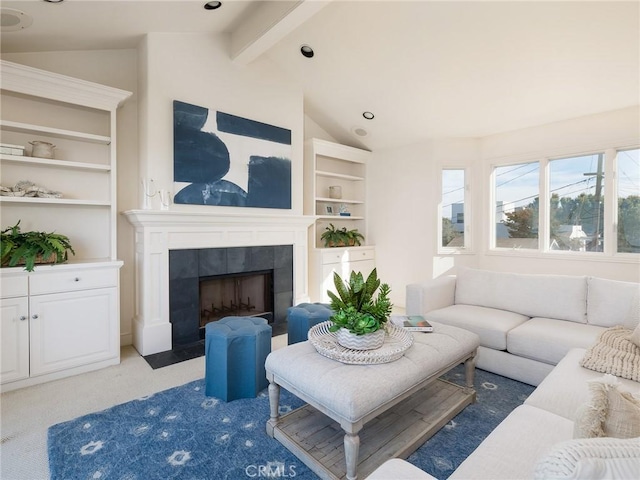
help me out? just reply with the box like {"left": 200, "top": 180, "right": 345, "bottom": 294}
{"left": 308, "top": 321, "right": 414, "bottom": 365}
{"left": 159, "top": 189, "right": 171, "bottom": 211}
{"left": 0, "top": 143, "right": 25, "bottom": 156}
{"left": 29, "top": 140, "right": 55, "bottom": 159}
{"left": 0, "top": 181, "right": 62, "bottom": 198}
{"left": 142, "top": 178, "right": 156, "bottom": 210}
{"left": 329, "top": 185, "right": 342, "bottom": 199}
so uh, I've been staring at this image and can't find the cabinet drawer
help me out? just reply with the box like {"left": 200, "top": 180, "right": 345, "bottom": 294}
{"left": 1, "top": 275, "right": 28, "bottom": 298}
{"left": 29, "top": 268, "right": 118, "bottom": 295}
{"left": 321, "top": 247, "right": 375, "bottom": 265}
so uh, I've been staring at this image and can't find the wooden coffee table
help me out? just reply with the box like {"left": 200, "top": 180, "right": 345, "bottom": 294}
{"left": 265, "top": 322, "right": 480, "bottom": 480}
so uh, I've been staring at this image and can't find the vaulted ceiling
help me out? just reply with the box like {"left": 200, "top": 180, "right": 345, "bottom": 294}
{"left": 2, "top": 0, "right": 638, "bottom": 151}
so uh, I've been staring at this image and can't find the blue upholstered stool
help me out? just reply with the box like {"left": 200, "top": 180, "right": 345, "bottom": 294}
{"left": 287, "top": 303, "right": 333, "bottom": 345}
{"left": 204, "top": 316, "right": 272, "bottom": 401}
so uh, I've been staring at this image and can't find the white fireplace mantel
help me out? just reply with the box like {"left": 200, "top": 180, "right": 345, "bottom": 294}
{"left": 123, "top": 210, "right": 316, "bottom": 355}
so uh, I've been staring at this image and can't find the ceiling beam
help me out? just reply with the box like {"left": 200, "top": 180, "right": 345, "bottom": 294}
{"left": 231, "top": 0, "right": 330, "bottom": 66}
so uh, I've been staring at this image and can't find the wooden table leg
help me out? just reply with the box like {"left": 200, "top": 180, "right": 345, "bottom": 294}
{"left": 344, "top": 431, "right": 360, "bottom": 480}
{"left": 464, "top": 354, "right": 477, "bottom": 393}
{"left": 266, "top": 381, "right": 280, "bottom": 437}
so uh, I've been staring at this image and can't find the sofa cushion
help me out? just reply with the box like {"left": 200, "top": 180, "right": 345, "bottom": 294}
{"left": 455, "top": 267, "right": 587, "bottom": 323}
{"left": 449, "top": 404, "right": 574, "bottom": 480}
{"left": 525, "top": 349, "right": 640, "bottom": 421}
{"left": 580, "top": 326, "right": 640, "bottom": 382}
{"left": 424, "top": 304, "right": 528, "bottom": 350}
{"left": 587, "top": 277, "right": 640, "bottom": 328}
{"left": 508, "top": 318, "right": 604, "bottom": 365}
{"left": 573, "top": 373, "right": 640, "bottom": 439}
{"left": 533, "top": 437, "right": 640, "bottom": 480}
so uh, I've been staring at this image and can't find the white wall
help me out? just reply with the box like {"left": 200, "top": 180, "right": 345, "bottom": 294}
{"left": 138, "top": 33, "right": 304, "bottom": 214}
{"left": 369, "top": 108, "right": 640, "bottom": 310}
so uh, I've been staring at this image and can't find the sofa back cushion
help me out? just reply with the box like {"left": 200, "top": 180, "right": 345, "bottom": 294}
{"left": 587, "top": 277, "right": 640, "bottom": 328}
{"left": 455, "top": 267, "right": 587, "bottom": 323}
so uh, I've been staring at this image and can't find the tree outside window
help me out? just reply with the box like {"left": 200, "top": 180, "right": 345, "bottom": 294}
{"left": 617, "top": 148, "right": 640, "bottom": 254}
{"left": 494, "top": 163, "right": 539, "bottom": 249}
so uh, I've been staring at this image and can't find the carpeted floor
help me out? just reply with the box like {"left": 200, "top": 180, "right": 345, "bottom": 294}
{"left": 48, "top": 365, "right": 534, "bottom": 480}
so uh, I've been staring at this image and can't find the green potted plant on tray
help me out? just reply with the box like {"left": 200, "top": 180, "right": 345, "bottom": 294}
{"left": 320, "top": 223, "right": 365, "bottom": 248}
{"left": 327, "top": 268, "right": 392, "bottom": 350}
{"left": 1, "top": 221, "right": 75, "bottom": 272}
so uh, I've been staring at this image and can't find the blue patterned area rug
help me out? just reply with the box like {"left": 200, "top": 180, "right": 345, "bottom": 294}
{"left": 48, "top": 366, "right": 534, "bottom": 480}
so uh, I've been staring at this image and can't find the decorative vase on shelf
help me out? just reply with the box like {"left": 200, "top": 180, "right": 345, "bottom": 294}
{"left": 336, "top": 327, "right": 385, "bottom": 350}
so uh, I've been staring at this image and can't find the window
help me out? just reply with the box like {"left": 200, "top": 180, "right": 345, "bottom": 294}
{"left": 617, "top": 148, "right": 640, "bottom": 254}
{"left": 441, "top": 169, "right": 466, "bottom": 249}
{"left": 494, "top": 163, "right": 539, "bottom": 249}
{"left": 549, "top": 153, "right": 605, "bottom": 252}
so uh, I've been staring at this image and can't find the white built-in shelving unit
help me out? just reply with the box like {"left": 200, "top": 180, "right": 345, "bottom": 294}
{"left": 304, "top": 138, "right": 375, "bottom": 302}
{"left": 0, "top": 60, "right": 131, "bottom": 392}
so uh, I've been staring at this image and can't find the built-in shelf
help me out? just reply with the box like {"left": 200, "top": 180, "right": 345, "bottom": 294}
{"left": 317, "top": 215, "right": 364, "bottom": 220}
{"left": 0, "top": 196, "right": 110, "bottom": 206}
{"left": 316, "top": 170, "right": 365, "bottom": 181}
{"left": 0, "top": 154, "right": 111, "bottom": 171}
{"left": 315, "top": 197, "right": 364, "bottom": 204}
{"left": 0, "top": 120, "right": 111, "bottom": 144}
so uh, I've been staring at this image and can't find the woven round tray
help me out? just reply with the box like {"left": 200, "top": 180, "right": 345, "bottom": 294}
{"left": 308, "top": 321, "right": 414, "bottom": 365}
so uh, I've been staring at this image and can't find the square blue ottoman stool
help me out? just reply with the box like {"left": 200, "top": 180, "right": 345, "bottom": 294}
{"left": 205, "top": 316, "right": 272, "bottom": 401}
{"left": 287, "top": 302, "right": 333, "bottom": 345}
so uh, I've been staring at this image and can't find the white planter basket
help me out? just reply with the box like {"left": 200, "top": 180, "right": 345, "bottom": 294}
{"left": 336, "top": 328, "right": 386, "bottom": 350}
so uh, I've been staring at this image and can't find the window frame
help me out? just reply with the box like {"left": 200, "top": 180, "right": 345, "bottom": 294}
{"left": 487, "top": 143, "right": 639, "bottom": 261}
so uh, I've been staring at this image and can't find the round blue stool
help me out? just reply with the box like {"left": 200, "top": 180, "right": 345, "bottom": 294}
{"left": 287, "top": 303, "right": 333, "bottom": 345}
{"left": 204, "top": 316, "right": 272, "bottom": 401}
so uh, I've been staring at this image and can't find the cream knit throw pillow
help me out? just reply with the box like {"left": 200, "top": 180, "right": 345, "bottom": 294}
{"left": 574, "top": 374, "right": 640, "bottom": 439}
{"left": 581, "top": 326, "right": 640, "bottom": 382}
{"left": 533, "top": 437, "right": 640, "bottom": 480}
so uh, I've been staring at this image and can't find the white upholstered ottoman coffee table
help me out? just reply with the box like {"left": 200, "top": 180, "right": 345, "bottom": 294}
{"left": 265, "top": 322, "right": 480, "bottom": 480}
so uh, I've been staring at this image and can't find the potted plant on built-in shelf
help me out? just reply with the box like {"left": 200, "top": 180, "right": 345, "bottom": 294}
{"left": 327, "top": 268, "right": 392, "bottom": 350}
{"left": 320, "top": 223, "right": 365, "bottom": 248}
{"left": 1, "top": 221, "right": 75, "bottom": 272}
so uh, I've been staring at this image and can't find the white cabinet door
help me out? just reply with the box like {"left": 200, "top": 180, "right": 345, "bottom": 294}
{"left": 29, "top": 287, "right": 118, "bottom": 377}
{"left": 320, "top": 258, "right": 376, "bottom": 303}
{"left": 0, "top": 297, "right": 29, "bottom": 384}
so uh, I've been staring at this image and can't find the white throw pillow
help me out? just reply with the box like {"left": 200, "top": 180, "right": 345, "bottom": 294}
{"left": 574, "top": 374, "right": 640, "bottom": 439}
{"left": 533, "top": 436, "right": 640, "bottom": 480}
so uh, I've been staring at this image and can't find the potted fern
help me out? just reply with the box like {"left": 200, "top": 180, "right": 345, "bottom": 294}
{"left": 320, "top": 223, "right": 365, "bottom": 248}
{"left": 327, "top": 268, "right": 392, "bottom": 350}
{"left": 1, "top": 221, "right": 75, "bottom": 272}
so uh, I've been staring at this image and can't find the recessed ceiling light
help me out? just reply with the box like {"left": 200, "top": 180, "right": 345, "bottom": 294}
{"left": 363, "top": 111, "right": 375, "bottom": 120}
{"left": 43, "top": 0, "right": 64, "bottom": 3}
{"left": 351, "top": 126, "right": 369, "bottom": 138}
{"left": 0, "top": 8, "right": 33, "bottom": 32}
{"left": 300, "top": 45, "right": 314, "bottom": 58}
{"left": 204, "top": 1, "right": 222, "bottom": 10}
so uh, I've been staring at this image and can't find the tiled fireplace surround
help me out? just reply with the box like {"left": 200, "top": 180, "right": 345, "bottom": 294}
{"left": 124, "top": 211, "right": 315, "bottom": 356}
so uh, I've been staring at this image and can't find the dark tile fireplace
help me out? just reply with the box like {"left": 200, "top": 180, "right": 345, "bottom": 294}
{"left": 168, "top": 245, "right": 293, "bottom": 347}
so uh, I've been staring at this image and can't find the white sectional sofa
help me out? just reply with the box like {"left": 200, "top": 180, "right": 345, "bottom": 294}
{"left": 405, "top": 267, "right": 639, "bottom": 386}
{"left": 367, "top": 348, "right": 640, "bottom": 480}
{"left": 365, "top": 268, "right": 640, "bottom": 480}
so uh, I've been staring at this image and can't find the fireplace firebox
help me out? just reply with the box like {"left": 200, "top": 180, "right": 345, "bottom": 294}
{"left": 169, "top": 245, "right": 293, "bottom": 347}
{"left": 199, "top": 271, "right": 273, "bottom": 328}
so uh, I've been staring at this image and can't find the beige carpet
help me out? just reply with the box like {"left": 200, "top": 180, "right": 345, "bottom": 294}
{"left": 0, "top": 335, "right": 288, "bottom": 480}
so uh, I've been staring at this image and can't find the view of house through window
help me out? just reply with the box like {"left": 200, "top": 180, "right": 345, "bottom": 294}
{"left": 494, "top": 163, "right": 539, "bottom": 249}
{"left": 617, "top": 148, "right": 640, "bottom": 254}
{"left": 441, "top": 169, "right": 465, "bottom": 248}
{"left": 549, "top": 153, "right": 605, "bottom": 252}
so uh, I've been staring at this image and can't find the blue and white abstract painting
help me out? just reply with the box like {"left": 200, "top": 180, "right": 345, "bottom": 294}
{"left": 173, "top": 100, "right": 292, "bottom": 209}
